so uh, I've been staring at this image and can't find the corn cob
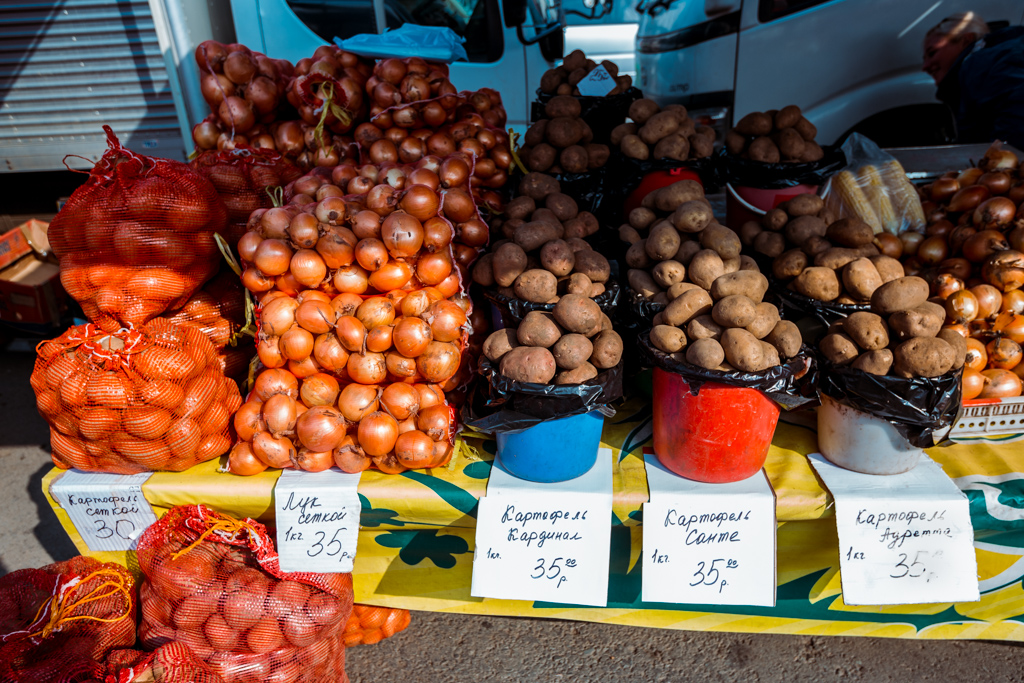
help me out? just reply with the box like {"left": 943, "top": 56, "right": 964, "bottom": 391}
{"left": 861, "top": 164, "right": 900, "bottom": 233}
{"left": 833, "top": 170, "right": 882, "bottom": 232}
{"left": 880, "top": 159, "right": 927, "bottom": 231}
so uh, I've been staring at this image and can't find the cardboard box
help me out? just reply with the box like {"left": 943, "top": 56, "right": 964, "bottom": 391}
{"left": 0, "top": 252, "right": 67, "bottom": 328}
{"left": 0, "top": 215, "right": 55, "bottom": 261}
{"left": 0, "top": 226, "right": 32, "bottom": 270}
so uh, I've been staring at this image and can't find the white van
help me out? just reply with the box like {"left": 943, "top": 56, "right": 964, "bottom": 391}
{"left": 635, "top": 0, "right": 1024, "bottom": 145}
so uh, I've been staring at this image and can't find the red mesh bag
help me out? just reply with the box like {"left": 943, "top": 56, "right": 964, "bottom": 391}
{"left": 0, "top": 556, "right": 136, "bottom": 683}
{"left": 342, "top": 605, "right": 410, "bottom": 646}
{"left": 31, "top": 319, "right": 243, "bottom": 474}
{"left": 49, "top": 126, "right": 228, "bottom": 332}
{"left": 190, "top": 148, "right": 303, "bottom": 245}
{"left": 104, "top": 643, "right": 227, "bottom": 683}
{"left": 136, "top": 505, "right": 353, "bottom": 683}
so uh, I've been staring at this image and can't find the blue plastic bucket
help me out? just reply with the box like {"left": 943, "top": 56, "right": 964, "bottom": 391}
{"left": 495, "top": 410, "right": 605, "bottom": 482}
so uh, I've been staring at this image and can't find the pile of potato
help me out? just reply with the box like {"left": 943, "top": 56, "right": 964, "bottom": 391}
{"left": 538, "top": 50, "right": 633, "bottom": 97}
{"left": 821, "top": 276, "right": 966, "bottom": 378}
{"left": 472, "top": 173, "right": 611, "bottom": 303}
{"left": 612, "top": 99, "right": 715, "bottom": 163}
{"left": 725, "top": 105, "right": 823, "bottom": 164}
{"left": 741, "top": 193, "right": 907, "bottom": 304}
{"left": 521, "top": 96, "right": 611, "bottom": 173}
{"left": 483, "top": 296, "right": 623, "bottom": 385}
{"left": 647, "top": 269, "right": 803, "bottom": 373}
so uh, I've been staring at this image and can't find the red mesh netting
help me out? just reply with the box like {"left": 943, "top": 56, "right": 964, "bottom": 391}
{"left": 48, "top": 126, "right": 228, "bottom": 332}
{"left": 190, "top": 147, "right": 303, "bottom": 245}
{"left": 136, "top": 505, "right": 352, "bottom": 683}
{"left": 0, "top": 556, "right": 136, "bottom": 683}
{"left": 342, "top": 605, "right": 410, "bottom": 646}
{"left": 104, "top": 643, "right": 227, "bottom": 683}
{"left": 31, "top": 319, "right": 243, "bottom": 473}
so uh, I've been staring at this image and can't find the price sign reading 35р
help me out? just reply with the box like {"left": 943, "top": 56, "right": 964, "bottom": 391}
{"left": 274, "top": 468, "right": 362, "bottom": 573}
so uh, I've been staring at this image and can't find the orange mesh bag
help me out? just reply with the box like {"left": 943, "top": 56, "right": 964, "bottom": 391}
{"left": 104, "top": 643, "right": 227, "bottom": 683}
{"left": 0, "top": 556, "right": 136, "bottom": 683}
{"left": 32, "top": 319, "right": 243, "bottom": 474}
{"left": 48, "top": 126, "right": 228, "bottom": 332}
{"left": 190, "top": 148, "right": 303, "bottom": 245}
{"left": 136, "top": 505, "right": 353, "bottom": 683}
{"left": 342, "top": 605, "right": 410, "bottom": 646}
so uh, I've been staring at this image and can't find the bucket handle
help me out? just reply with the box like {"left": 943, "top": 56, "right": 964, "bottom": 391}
{"left": 725, "top": 183, "right": 767, "bottom": 218}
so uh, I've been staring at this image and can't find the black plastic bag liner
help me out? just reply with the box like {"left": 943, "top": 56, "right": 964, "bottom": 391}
{"left": 509, "top": 165, "right": 611, "bottom": 225}
{"left": 531, "top": 87, "right": 643, "bottom": 145}
{"left": 817, "top": 359, "right": 962, "bottom": 448}
{"left": 484, "top": 280, "right": 621, "bottom": 327}
{"left": 638, "top": 331, "right": 817, "bottom": 410}
{"left": 767, "top": 275, "right": 870, "bottom": 329}
{"left": 717, "top": 146, "right": 847, "bottom": 189}
{"left": 463, "top": 357, "right": 624, "bottom": 433}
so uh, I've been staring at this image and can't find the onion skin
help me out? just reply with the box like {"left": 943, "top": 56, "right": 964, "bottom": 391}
{"left": 357, "top": 411, "right": 399, "bottom": 456}
{"left": 979, "top": 368, "right": 1023, "bottom": 398}
{"left": 962, "top": 369, "right": 986, "bottom": 400}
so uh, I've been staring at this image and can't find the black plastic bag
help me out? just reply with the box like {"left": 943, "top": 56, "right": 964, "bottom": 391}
{"left": 817, "top": 359, "right": 962, "bottom": 447}
{"left": 531, "top": 87, "right": 643, "bottom": 145}
{"left": 484, "top": 280, "right": 621, "bottom": 327}
{"left": 637, "top": 331, "right": 817, "bottom": 410}
{"left": 717, "top": 146, "right": 846, "bottom": 189}
{"left": 767, "top": 275, "right": 870, "bottom": 329}
{"left": 624, "top": 286, "right": 664, "bottom": 324}
{"left": 463, "top": 357, "right": 624, "bottom": 433}
{"left": 509, "top": 165, "right": 611, "bottom": 225}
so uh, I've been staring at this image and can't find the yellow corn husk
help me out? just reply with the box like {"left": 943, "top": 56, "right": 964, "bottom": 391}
{"left": 833, "top": 170, "right": 882, "bottom": 232}
{"left": 861, "top": 165, "right": 901, "bottom": 233}
{"left": 880, "top": 160, "right": 927, "bottom": 231}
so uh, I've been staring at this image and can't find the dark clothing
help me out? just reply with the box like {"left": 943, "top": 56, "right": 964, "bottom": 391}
{"left": 935, "top": 26, "right": 1024, "bottom": 150}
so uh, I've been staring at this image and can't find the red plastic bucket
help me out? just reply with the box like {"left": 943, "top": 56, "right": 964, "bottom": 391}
{"left": 725, "top": 182, "right": 819, "bottom": 228}
{"left": 652, "top": 368, "right": 780, "bottom": 483}
{"left": 624, "top": 168, "right": 704, "bottom": 220}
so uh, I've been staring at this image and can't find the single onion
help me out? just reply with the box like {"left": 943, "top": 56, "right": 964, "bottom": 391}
{"left": 424, "top": 300, "right": 467, "bottom": 342}
{"left": 394, "top": 430, "right": 434, "bottom": 468}
{"left": 971, "top": 284, "right": 1003, "bottom": 319}
{"left": 313, "top": 334, "right": 349, "bottom": 373}
{"left": 416, "top": 341, "right": 460, "bottom": 383}
{"left": 982, "top": 250, "right": 1024, "bottom": 291}
{"left": 295, "top": 299, "right": 337, "bottom": 335}
{"left": 980, "top": 368, "right": 1023, "bottom": 398}
{"left": 262, "top": 393, "right": 297, "bottom": 436}
{"left": 233, "top": 401, "right": 265, "bottom": 442}
{"left": 333, "top": 265, "right": 369, "bottom": 293}
{"left": 219, "top": 96, "right": 255, "bottom": 132}
{"left": 963, "top": 229, "right": 1009, "bottom": 263}
{"left": 366, "top": 324, "right": 393, "bottom": 353}
{"left": 979, "top": 145, "right": 1019, "bottom": 172}
{"left": 347, "top": 351, "right": 387, "bottom": 384}
{"left": 393, "top": 317, "right": 432, "bottom": 357}
{"left": 296, "top": 406, "right": 347, "bottom": 452}
{"left": 288, "top": 214, "right": 321, "bottom": 250}
{"left": 916, "top": 235, "right": 949, "bottom": 266}
{"left": 436, "top": 272, "right": 462, "bottom": 298}
{"left": 386, "top": 351, "right": 418, "bottom": 378}
{"left": 930, "top": 177, "right": 959, "bottom": 202}
{"left": 381, "top": 383, "right": 420, "bottom": 420}
{"left": 987, "top": 337, "right": 1022, "bottom": 370}
{"left": 355, "top": 238, "right": 389, "bottom": 272}
{"left": 979, "top": 171, "right": 1012, "bottom": 195}
{"left": 257, "top": 336, "right": 286, "bottom": 368}
{"left": 963, "top": 369, "right": 985, "bottom": 400}
{"left": 254, "top": 239, "right": 293, "bottom": 276}
{"left": 398, "top": 185, "right": 440, "bottom": 222}
{"left": 357, "top": 411, "right": 399, "bottom": 456}
{"left": 414, "top": 383, "right": 445, "bottom": 409}
{"left": 1004, "top": 289, "right": 1024, "bottom": 315}
{"left": 381, "top": 212, "right": 425, "bottom": 258}
{"left": 238, "top": 231, "right": 263, "bottom": 263}
{"left": 973, "top": 197, "right": 1016, "bottom": 230}
{"left": 932, "top": 274, "right": 965, "bottom": 300}
{"left": 416, "top": 403, "right": 450, "bottom": 442}
{"left": 356, "top": 297, "right": 395, "bottom": 329}
{"left": 442, "top": 188, "right": 476, "bottom": 223}
{"left": 331, "top": 292, "right": 363, "bottom": 319}
{"left": 369, "top": 260, "right": 413, "bottom": 292}
{"left": 290, "top": 249, "right": 328, "bottom": 287}
{"left": 947, "top": 185, "right": 990, "bottom": 213}
{"left": 945, "top": 289, "right": 979, "bottom": 324}
{"left": 994, "top": 312, "right": 1024, "bottom": 344}
{"left": 416, "top": 250, "right": 453, "bottom": 286}
{"left": 456, "top": 219, "right": 489, "bottom": 248}
{"left": 338, "top": 383, "right": 379, "bottom": 422}
{"left": 335, "top": 315, "right": 367, "bottom": 353}
{"left": 261, "top": 296, "right": 298, "bottom": 336}
{"left": 254, "top": 368, "right": 299, "bottom": 402}
{"left": 280, "top": 326, "right": 314, "bottom": 361}
{"left": 965, "top": 337, "right": 988, "bottom": 372}
{"left": 252, "top": 431, "right": 294, "bottom": 469}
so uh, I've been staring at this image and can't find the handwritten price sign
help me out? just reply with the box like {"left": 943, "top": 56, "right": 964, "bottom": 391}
{"left": 50, "top": 470, "right": 157, "bottom": 552}
{"left": 274, "top": 469, "right": 362, "bottom": 573}
{"left": 576, "top": 65, "right": 616, "bottom": 97}
{"left": 809, "top": 454, "right": 979, "bottom": 606}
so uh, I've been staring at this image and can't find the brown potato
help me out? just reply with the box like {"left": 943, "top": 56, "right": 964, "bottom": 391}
{"left": 746, "top": 136, "right": 780, "bottom": 163}
{"left": 889, "top": 304, "right": 944, "bottom": 341}
{"left": 721, "top": 256, "right": 741, "bottom": 275}
{"left": 552, "top": 293, "right": 602, "bottom": 336}
{"left": 501, "top": 346, "right": 556, "bottom": 383}
{"left": 586, "top": 143, "right": 611, "bottom": 169}
{"left": 531, "top": 207, "right": 562, "bottom": 227}
{"left": 892, "top": 337, "right": 955, "bottom": 378}
{"left": 518, "top": 172, "right": 560, "bottom": 199}
{"left": 610, "top": 122, "right": 638, "bottom": 146}
{"left": 545, "top": 193, "right": 578, "bottom": 221}
{"left": 821, "top": 332, "right": 859, "bottom": 365}
{"left": 653, "top": 292, "right": 670, "bottom": 305}
{"left": 639, "top": 112, "right": 680, "bottom": 145}
{"left": 563, "top": 216, "right": 589, "bottom": 240}
{"left": 937, "top": 328, "right": 967, "bottom": 369}
{"left": 669, "top": 201, "right": 713, "bottom": 234}
{"left": 539, "top": 69, "right": 564, "bottom": 94}
{"left": 712, "top": 295, "right": 758, "bottom": 328}
{"left": 688, "top": 249, "right": 725, "bottom": 289}
{"left": 651, "top": 325, "right": 687, "bottom": 353}
{"left": 514, "top": 221, "right": 560, "bottom": 252}
{"left": 667, "top": 282, "right": 701, "bottom": 300}
{"left": 725, "top": 130, "right": 747, "bottom": 155}
{"left": 664, "top": 288, "right": 714, "bottom": 327}
{"left": 869, "top": 255, "right": 905, "bottom": 283}
{"left": 551, "top": 333, "right": 593, "bottom": 370}
{"left": 721, "top": 328, "right": 764, "bottom": 372}
{"left": 540, "top": 240, "right": 576, "bottom": 277}
{"left": 774, "top": 105, "right": 802, "bottom": 129}
{"left": 527, "top": 144, "right": 557, "bottom": 172}
{"left": 628, "top": 98, "right": 660, "bottom": 125}
{"left": 740, "top": 221, "right": 763, "bottom": 247}
{"left": 852, "top": 349, "right": 893, "bottom": 375}
{"left": 590, "top": 329, "right": 623, "bottom": 368}
{"left": 686, "top": 338, "right": 726, "bottom": 369}
{"left": 629, "top": 207, "right": 657, "bottom": 230}
{"left": 628, "top": 269, "right": 661, "bottom": 299}
{"left": 524, "top": 119, "right": 548, "bottom": 147}
{"left": 472, "top": 252, "right": 496, "bottom": 287}
{"left": 506, "top": 196, "right": 536, "bottom": 220}
{"left": 700, "top": 224, "right": 742, "bottom": 260}
{"left": 871, "top": 276, "right": 930, "bottom": 314}
{"left": 555, "top": 361, "right": 598, "bottom": 385}
{"left": 801, "top": 141, "right": 825, "bottom": 163}
{"left": 754, "top": 231, "right": 785, "bottom": 258}
{"left": 688, "top": 134, "right": 714, "bottom": 158}
{"left": 786, "top": 194, "right": 823, "bottom": 217}
{"left": 573, "top": 250, "right": 610, "bottom": 283}
{"left": 493, "top": 242, "right": 528, "bottom": 287}
{"left": 784, "top": 215, "right": 827, "bottom": 246}
{"left": 567, "top": 272, "right": 593, "bottom": 296}
{"left": 646, "top": 223, "right": 682, "bottom": 261}
{"left": 545, "top": 95, "right": 582, "bottom": 119}
{"left": 826, "top": 218, "right": 875, "bottom": 248}
{"left": 653, "top": 133, "right": 690, "bottom": 161}
{"left": 621, "top": 134, "right": 650, "bottom": 160}
{"left": 708, "top": 270, "right": 769, "bottom": 303}
{"left": 814, "top": 247, "right": 862, "bottom": 270}
{"left": 556, "top": 83, "right": 573, "bottom": 95}
{"left": 762, "top": 208, "right": 789, "bottom": 231}
{"left": 483, "top": 328, "right": 519, "bottom": 362}
{"left": 566, "top": 237, "right": 590, "bottom": 253}
{"left": 514, "top": 269, "right": 558, "bottom": 303}
{"left": 688, "top": 314, "right": 723, "bottom": 341}
{"left": 652, "top": 260, "right": 686, "bottom": 288}
{"left": 563, "top": 49, "right": 586, "bottom": 71}
{"left": 842, "top": 258, "right": 883, "bottom": 301}
{"left": 793, "top": 267, "right": 840, "bottom": 301}
{"left": 674, "top": 239, "right": 702, "bottom": 265}
{"left": 746, "top": 302, "right": 781, "bottom": 339}
{"left": 765, "top": 320, "right": 802, "bottom": 358}
{"left": 773, "top": 249, "right": 809, "bottom": 280}
{"left": 557, "top": 145, "right": 587, "bottom": 173}
{"left": 843, "top": 311, "right": 888, "bottom": 350}
{"left": 517, "top": 311, "right": 562, "bottom": 347}
{"left": 626, "top": 241, "right": 652, "bottom": 269}
{"left": 794, "top": 116, "right": 817, "bottom": 141}
{"left": 760, "top": 341, "right": 781, "bottom": 368}
{"left": 619, "top": 224, "right": 642, "bottom": 245}
{"left": 802, "top": 235, "right": 833, "bottom": 257}
{"left": 734, "top": 112, "right": 772, "bottom": 137}
{"left": 653, "top": 180, "right": 704, "bottom": 212}
{"left": 740, "top": 255, "right": 760, "bottom": 272}
{"left": 775, "top": 127, "right": 806, "bottom": 161}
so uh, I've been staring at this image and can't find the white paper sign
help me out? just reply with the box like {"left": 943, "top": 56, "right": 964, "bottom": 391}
{"left": 274, "top": 468, "right": 362, "bottom": 573}
{"left": 471, "top": 449, "right": 613, "bottom": 606}
{"left": 49, "top": 470, "right": 157, "bottom": 551}
{"left": 575, "top": 65, "right": 616, "bottom": 97}
{"left": 642, "top": 452, "right": 777, "bottom": 606}
{"left": 809, "top": 453, "right": 979, "bottom": 605}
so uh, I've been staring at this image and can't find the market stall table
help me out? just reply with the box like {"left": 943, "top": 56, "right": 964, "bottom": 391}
{"left": 42, "top": 395, "right": 1024, "bottom": 641}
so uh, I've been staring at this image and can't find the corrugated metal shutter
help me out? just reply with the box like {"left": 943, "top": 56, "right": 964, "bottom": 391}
{"left": 0, "top": 0, "right": 186, "bottom": 173}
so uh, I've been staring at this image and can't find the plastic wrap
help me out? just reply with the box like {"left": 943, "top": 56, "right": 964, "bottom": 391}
{"left": 819, "top": 133, "right": 926, "bottom": 235}
{"left": 817, "top": 359, "right": 962, "bottom": 447}
{"left": 638, "top": 332, "right": 816, "bottom": 410}
{"left": 718, "top": 145, "right": 846, "bottom": 190}
{"left": 334, "top": 24, "right": 468, "bottom": 62}
{"left": 463, "top": 358, "right": 623, "bottom": 433}
{"left": 531, "top": 87, "right": 643, "bottom": 145}
{"left": 484, "top": 280, "right": 620, "bottom": 327}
